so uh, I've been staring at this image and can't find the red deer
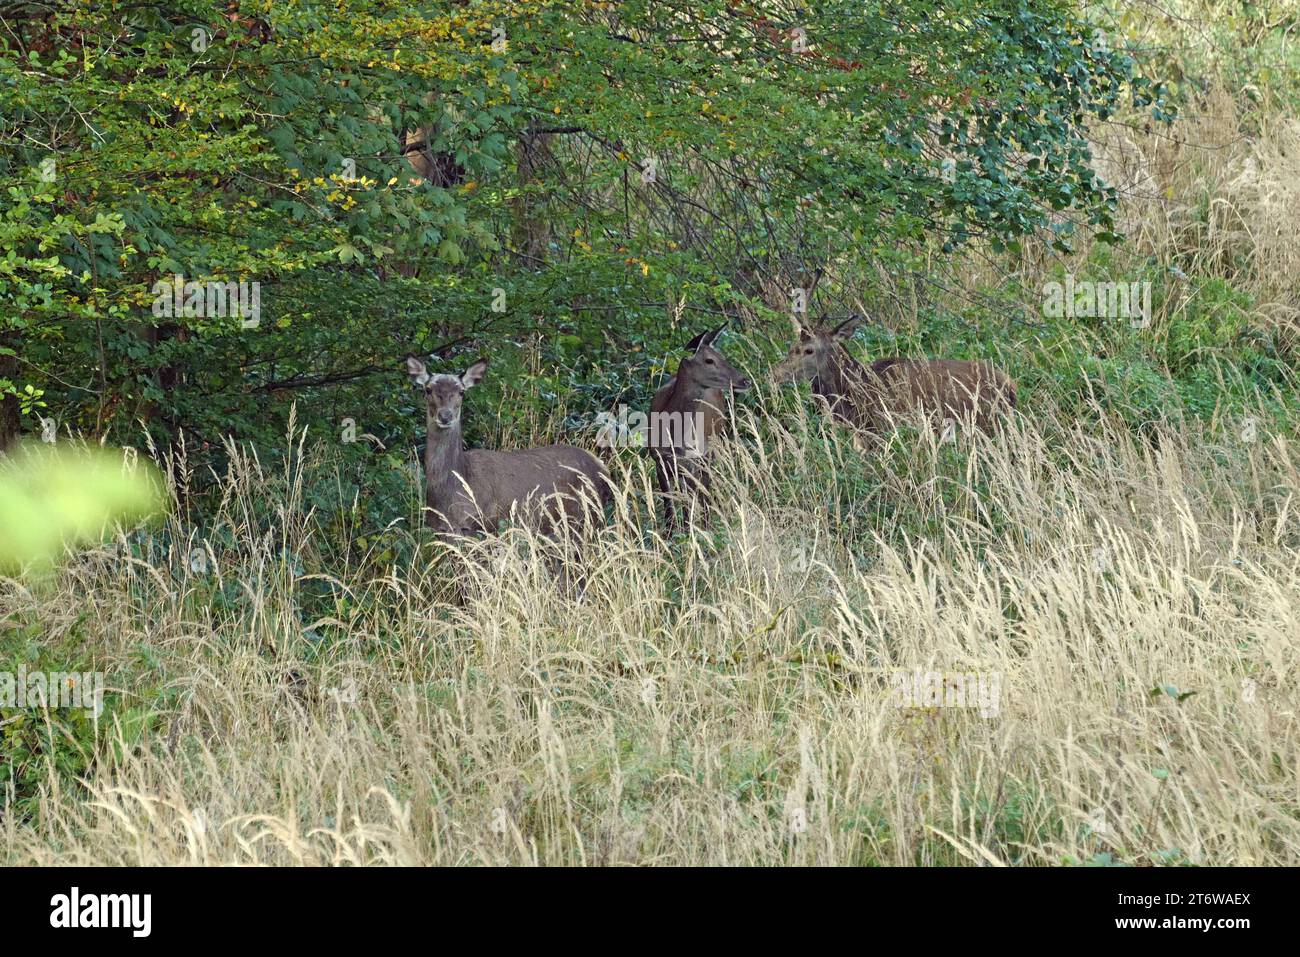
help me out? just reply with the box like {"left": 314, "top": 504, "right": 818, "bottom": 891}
{"left": 772, "top": 315, "right": 1016, "bottom": 433}
{"left": 404, "top": 356, "right": 610, "bottom": 537}
{"left": 650, "top": 326, "right": 752, "bottom": 529}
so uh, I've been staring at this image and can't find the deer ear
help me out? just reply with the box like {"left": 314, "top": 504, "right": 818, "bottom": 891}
{"left": 460, "top": 358, "right": 489, "bottom": 389}
{"left": 684, "top": 324, "right": 726, "bottom": 353}
{"left": 405, "top": 356, "right": 429, "bottom": 386}
{"left": 831, "top": 314, "right": 863, "bottom": 340}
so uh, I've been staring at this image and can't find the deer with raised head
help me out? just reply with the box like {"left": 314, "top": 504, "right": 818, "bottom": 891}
{"left": 649, "top": 325, "right": 752, "bottom": 529}
{"left": 772, "top": 315, "right": 1016, "bottom": 433}
{"left": 404, "top": 356, "right": 610, "bottom": 538}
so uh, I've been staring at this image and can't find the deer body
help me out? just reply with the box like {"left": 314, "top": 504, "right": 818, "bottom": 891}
{"left": 649, "top": 326, "right": 751, "bottom": 528}
{"left": 407, "top": 358, "right": 609, "bottom": 537}
{"left": 775, "top": 316, "right": 1015, "bottom": 433}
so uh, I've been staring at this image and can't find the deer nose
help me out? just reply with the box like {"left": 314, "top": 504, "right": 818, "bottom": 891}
{"left": 437, "top": 409, "right": 456, "bottom": 426}
{"left": 735, "top": 376, "right": 753, "bottom": 391}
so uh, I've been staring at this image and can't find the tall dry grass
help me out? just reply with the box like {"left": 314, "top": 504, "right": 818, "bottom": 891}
{"left": 2, "top": 0, "right": 1296, "bottom": 868}
{"left": 941, "top": 2, "right": 1300, "bottom": 350}
{"left": 2, "top": 388, "right": 1296, "bottom": 865}
{"left": 1091, "top": 82, "right": 1300, "bottom": 329}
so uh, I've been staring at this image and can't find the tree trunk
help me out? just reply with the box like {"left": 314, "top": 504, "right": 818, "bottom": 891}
{"left": 512, "top": 130, "right": 554, "bottom": 262}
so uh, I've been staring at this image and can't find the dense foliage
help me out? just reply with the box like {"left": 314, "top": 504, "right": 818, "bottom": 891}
{"left": 2, "top": 0, "right": 1168, "bottom": 462}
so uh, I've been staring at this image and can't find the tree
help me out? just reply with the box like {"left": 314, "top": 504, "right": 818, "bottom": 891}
{"left": 0, "top": 0, "right": 1167, "bottom": 456}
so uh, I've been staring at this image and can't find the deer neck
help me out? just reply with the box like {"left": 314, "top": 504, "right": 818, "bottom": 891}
{"left": 665, "top": 365, "right": 717, "bottom": 456}
{"left": 424, "top": 413, "right": 468, "bottom": 499}
{"left": 669, "top": 367, "right": 710, "bottom": 409}
{"left": 814, "top": 345, "right": 872, "bottom": 401}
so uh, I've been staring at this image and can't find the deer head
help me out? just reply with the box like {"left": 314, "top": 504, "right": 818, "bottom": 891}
{"left": 771, "top": 314, "right": 863, "bottom": 384}
{"left": 405, "top": 356, "right": 489, "bottom": 431}
{"left": 676, "top": 325, "right": 752, "bottom": 392}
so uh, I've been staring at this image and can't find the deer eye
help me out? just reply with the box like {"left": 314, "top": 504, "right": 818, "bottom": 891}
{"left": 804, "top": 348, "right": 815, "bottom": 355}
{"left": 704, "top": 357, "right": 715, "bottom": 365}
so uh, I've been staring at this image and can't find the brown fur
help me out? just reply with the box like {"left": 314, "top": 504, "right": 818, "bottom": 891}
{"left": 773, "top": 317, "right": 1016, "bottom": 433}
{"left": 649, "top": 327, "right": 751, "bottom": 528}
{"left": 405, "top": 358, "right": 610, "bottom": 537}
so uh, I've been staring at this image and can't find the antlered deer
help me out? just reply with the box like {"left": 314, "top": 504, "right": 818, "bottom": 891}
{"left": 404, "top": 356, "right": 610, "bottom": 537}
{"left": 650, "top": 326, "right": 752, "bottom": 528}
{"left": 772, "top": 315, "right": 1016, "bottom": 433}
